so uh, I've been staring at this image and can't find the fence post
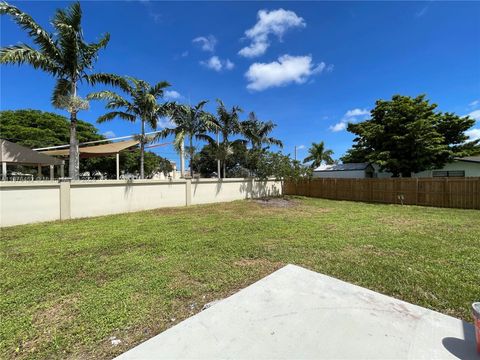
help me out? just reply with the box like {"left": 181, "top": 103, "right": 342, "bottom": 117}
{"left": 185, "top": 179, "right": 192, "bottom": 206}
{"left": 415, "top": 178, "right": 419, "bottom": 206}
{"left": 59, "top": 178, "right": 71, "bottom": 220}
{"left": 444, "top": 178, "right": 449, "bottom": 208}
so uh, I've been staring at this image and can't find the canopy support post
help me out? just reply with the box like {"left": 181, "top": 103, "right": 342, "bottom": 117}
{"left": 60, "top": 162, "right": 65, "bottom": 178}
{"left": 116, "top": 153, "right": 120, "bottom": 180}
{"left": 49, "top": 165, "right": 54, "bottom": 180}
{"left": 37, "top": 164, "right": 42, "bottom": 179}
{"left": 1, "top": 162, "right": 7, "bottom": 181}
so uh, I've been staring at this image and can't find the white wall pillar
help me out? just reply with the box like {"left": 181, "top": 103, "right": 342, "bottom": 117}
{"left": 49, "top": 165, "right": 54, "bottom": 180}
{"left": 185, "top": 179, "right": 192, "bottom": 206}
{"left": 116, "top": 153, "right": 120, "bottom": 180}
{"left": 1, "top": 162, "right": 7, "bottom": 181}
{"left": 59, "top": 178, "right": 71, "bottom": 220}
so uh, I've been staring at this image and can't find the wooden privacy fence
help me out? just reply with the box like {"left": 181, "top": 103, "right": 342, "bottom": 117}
{"left": 284, "top": 177, "right": 480, "bottom": 209}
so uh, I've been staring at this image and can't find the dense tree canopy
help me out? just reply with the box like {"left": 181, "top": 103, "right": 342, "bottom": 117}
{"left": 341, "top": 95, "right": 479, "bottom": 177}
{"left": 0, "top": 109, "right": 172, "bottom": 178}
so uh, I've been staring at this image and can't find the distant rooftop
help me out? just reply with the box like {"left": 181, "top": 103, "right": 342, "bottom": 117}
{"left": 455, "top": 155, "right": 480, "bottom": 163}
{"left": 314, "top": 162, "right": 371, "bottom": 172}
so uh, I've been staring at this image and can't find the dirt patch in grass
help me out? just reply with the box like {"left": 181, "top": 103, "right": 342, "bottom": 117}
{"left": 253, "top": 198, "right": 298, "bottom": 208}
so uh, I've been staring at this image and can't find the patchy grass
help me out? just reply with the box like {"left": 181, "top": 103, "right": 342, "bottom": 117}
{"left": 1, "top": 197, "right": 479, "bottom": 359}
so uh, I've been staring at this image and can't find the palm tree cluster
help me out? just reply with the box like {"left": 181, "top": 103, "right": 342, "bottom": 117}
{"left": 1, "top": 1, "right": 285, "bottom": 179}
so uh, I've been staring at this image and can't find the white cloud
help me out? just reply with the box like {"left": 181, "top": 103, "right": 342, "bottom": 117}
{"left": 297, "top": 144, "right": 305, "bottom": 149}
{"left": 103, "top": 130, "right": 116, "bottom": 138}
{"left": 469, "top": 99, "right": 479, "bottom": 108}
{"left": 164, "top": 90, "right": 182, "bottom": 100}
{"left": 239, "top": 9, "right": 306, "bottom": 58}
{"left": 465, "top": 128, "right": 480, "bottom": 141}
{"left": 192, "top": 35, "right": 217, "bottom": 52}
{"left": 466, "top": 109, "right": 480, "bottom": 121}
{"left": 157, "top": 117, "right": 174, "bottom": 129}
{"left": 245, "top": 54, "right": 326, "bottom": 91}
{"left": 200, "top": 56, "right": 235, "bottom": 72}
{"left": 329, "top": 108, "right": 370, "bottom": 132}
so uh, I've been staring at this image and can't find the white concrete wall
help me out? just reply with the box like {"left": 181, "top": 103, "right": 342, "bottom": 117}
{"left": 191, "top": 179, "right": 282, "bottom": 205}
{"left": 70, "top": 180, "right": 187, "bottom": 219}
{"left": 0, "top": 182, "right": 60, "bottom": 227}
{"left": 0, "top": 178, "right": 283, "bottom": 227}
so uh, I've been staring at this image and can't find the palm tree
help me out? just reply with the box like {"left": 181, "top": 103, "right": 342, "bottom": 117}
{"left": 87, "top": 77, "right": 170, "bottom": 179}
{"left": 1, "top": 1, "right": 118, "bottom": 179}
{"left": 303, "top": 141, "right": 334, "bottom": 168}
{"left": 215, "top": 100, "right": 244, "bottom": 178}
{"left": 156, "top": 101, "right": 216, "bottom": 178}
{"left": 242, "top": 112, "right": 283, "bottom": 150}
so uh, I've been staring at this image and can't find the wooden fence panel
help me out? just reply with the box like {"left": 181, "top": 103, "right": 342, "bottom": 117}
{"left": 285, "top": 177, "right": 480, "bottom": 210}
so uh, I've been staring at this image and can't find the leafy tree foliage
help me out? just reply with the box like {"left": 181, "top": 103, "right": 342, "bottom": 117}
{"left": 192, "top": 142, "right": 249, "bottom": 178}
{"left": 88, "top": 76, "right": 171, "bottom": 179}
{"left": 0, "top": 109, "right": 102, "bottom": 147}
{"left": 1, "top": 1, "right": 120, "bottom": 179}
{"left": 303, "top": 141, "right": 334, "bottom": 168}
{"left": 0, "top": 109, "right": 172, "bottom": 178}
{"left": 342, "top": 95, "right": 479, "bottom": 177}
{"left": 156, "top": 100, "right": 216, "bottom": 177}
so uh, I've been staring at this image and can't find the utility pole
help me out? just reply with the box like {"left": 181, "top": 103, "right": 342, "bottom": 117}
{"left": 294, "top": 145, "right": 297, "bottom": 161}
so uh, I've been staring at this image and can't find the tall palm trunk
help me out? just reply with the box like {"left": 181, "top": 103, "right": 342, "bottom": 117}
{"left": 189, "top": 135, "right": 194, "bottom": 177}
{"left": 69, "top": 80, "right": 79, "bottom": 180}
{"left": 140, "top": 119, "right": 145, "bottom": 179}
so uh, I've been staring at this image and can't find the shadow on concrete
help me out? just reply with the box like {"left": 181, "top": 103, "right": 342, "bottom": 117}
{"left": 441, "top": 320, "right": 477, "bottom": 360}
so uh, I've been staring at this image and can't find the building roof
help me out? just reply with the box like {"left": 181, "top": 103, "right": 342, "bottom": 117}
{"left": 39, "top": 139, "right": 139, "bottom": 158}
{"left": 455, "top": 155, "right": 480, "bottom": 163}
{"left": 313, "top": 162, "right": 371, "bottom": 172}
{"left": 0, "top": 139, "right": 64, "bottom": 166}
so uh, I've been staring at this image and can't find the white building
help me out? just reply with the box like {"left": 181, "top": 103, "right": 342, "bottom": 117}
{"left": 312, "top": 163, "right": 375, "bottom": 178}
{"left": 313, "top": 155, "right": 480, "bottom": 178}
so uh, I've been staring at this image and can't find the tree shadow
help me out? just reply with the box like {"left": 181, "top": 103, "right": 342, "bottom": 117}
{"left": 442, "top": 320, "right": 477, "bottom": 360}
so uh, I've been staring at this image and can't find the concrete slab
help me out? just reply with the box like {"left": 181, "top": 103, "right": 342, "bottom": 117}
{"left": 116, "top": 265, "right": 477, "bottom": 359}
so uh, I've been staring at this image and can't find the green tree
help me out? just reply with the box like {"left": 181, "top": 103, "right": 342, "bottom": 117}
{"left": 303, "top": 141, "right": 334, "bottom": 168}
{"left": 156, "top": 101, "right": 216, "bottom": 177}
{"left": 192, "top": 142, "right": 249, "bottom": 178}
{"left": 1, "top": 2, "right": 119, "bottom": 179}
{"left": 0, "top": 109, "right": 172, "bottom": 178}
{"left": 215, "top": 100, "right": 245, "bottom": 178}
{"left": 0, "top": 109, "right": 102, "bottom": 148}
{"left": 343, "top": 94, "right": 479, "bottom": 177}
{"left": 241, "top": 112, "right": 283, "bottom": 150}
{"left": 87, "top": 76, "right": 170, "bottom": 179}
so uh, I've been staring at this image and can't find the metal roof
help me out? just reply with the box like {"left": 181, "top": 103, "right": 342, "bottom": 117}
{"left": 313, "top": 163, "right": 371, "bottom": 172}
{"left": 0, "top": 139, "right": 64, "bottom": 166}
{"left": 455, "top": 155, "right": 480, "bottom": 163}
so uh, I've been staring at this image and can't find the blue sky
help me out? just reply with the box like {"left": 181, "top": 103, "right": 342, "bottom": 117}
{"left": 1, "top": 1, "right": 480, "bottom": 164}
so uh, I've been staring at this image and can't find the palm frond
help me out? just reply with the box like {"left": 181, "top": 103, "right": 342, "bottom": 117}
{"left": 97, "top": 111, "right": 135, "bottom": 123}
{"left": 0, "top": 44, "right": 59, "bottom": 74}
{"left": 86, "top": 73, "right": 133, "bottom": 93}
{"left": 51, "top": 78, "right": 71, "bottom": 108}
{"left": 0, "top": 2, "right": 60, "bottom": 61}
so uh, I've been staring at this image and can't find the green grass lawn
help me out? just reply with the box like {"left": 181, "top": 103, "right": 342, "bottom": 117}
{"left": 1, "top": 197, "right": 479, "bottom": 359}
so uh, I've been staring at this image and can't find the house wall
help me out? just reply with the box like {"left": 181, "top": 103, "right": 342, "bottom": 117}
{"left": 414, "top": 161, "right": 480, "bottom": 177}
{"left": 373, "top": 161, "right": 480, "bottom": 178}
{"left": 312, "top": 170, "right": 366, "bottom": 179}
{"left": 0, "top": 178, "right": 282, "bottom": 227}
